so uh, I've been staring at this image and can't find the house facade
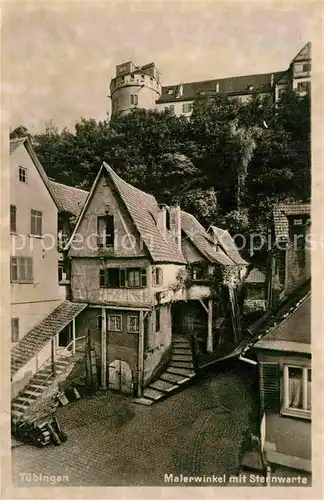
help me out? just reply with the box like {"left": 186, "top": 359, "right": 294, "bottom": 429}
{"left": 253, "top": 286, "right": 311, "bottom": 474}
{"left": 66, "top": 163, "right": 248, "bottom": 395}
{"left": 10, "top": 138, "right": 88, "bottom": 407}
{"left": 110, "top": 42, "right": 311, "bottom": 116}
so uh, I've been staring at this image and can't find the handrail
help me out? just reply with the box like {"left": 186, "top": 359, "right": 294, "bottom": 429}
{"left": 14, "top": 336, "right": 87, "bottom": 420}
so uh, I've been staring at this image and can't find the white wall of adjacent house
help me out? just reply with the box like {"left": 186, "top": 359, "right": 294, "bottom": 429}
{"left": 10, "top": 145, "right": 62, "bottom": 343}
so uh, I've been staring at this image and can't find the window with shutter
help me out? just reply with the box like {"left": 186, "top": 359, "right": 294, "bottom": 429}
{"left": 10, "top": 257, "right": 18, "bottom": 282}
{"left": 120, "top": 269, "right": 126, "bottom": 287}
{"left": 259, "top": 362, "right": 280, "bottom": 412}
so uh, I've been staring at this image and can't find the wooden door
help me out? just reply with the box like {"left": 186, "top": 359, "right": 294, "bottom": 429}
{"left": 108, "top": 359, "right": 133, "bottom": 394}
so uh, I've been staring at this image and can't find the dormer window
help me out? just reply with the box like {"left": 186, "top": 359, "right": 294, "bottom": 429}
{"left": 19, "top": 166, "right": 27, "bottom": 183}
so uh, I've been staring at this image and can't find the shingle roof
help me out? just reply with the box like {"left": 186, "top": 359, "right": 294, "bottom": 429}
{"left": 11, "top": 301, "right": 87, "bottom": 378}
{"left": 291, "top": 42, "right": 311, "bottom": 63}
{"left": 104, "top": 164, "right": 186, "bottom": 264}
{"left": 244, "top": 267, "right": 266, "bottom": 284}
{"left": 208, "top": 226, "right": 248, "bottom": 266}
{"left": 273, "top": 203, "right": 310, "bottom": 240}
{"left": 181, "top": 212, "right": 235, "bottom": 266}
{"left": 49, "top": 180, "right": 88, "bottom": 217}
{"left": 157, "top": 71, "right": 284, "bottom": 104}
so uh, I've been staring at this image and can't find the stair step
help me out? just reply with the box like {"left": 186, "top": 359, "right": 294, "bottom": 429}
{"left": 142, "top": 388, "right": 165, "bottom": 401}
{"left": 173, "top": 348, "right": 192, "bottom": 354}
{"left": 166, "top": 367, "right": 195, "bottom": 377}
{"left": 14, "top": 397, "right": 33, "bottom": 405}
{"left": 133, "top": 397, "right": 155, "bottom": 406}
{"left": 171, "top": 354, "right": 193, "bottom": 362}
{"left": 149, "top": 379, "right": 178, "bottom": 393}
{"left": 173, "top": 339, "right": 189, "bottom": 345}
{"left": 160, "top": 372, "right": 190, "bottom": 385}
{"left": 21, "top": 390, "right": 40, "bottom": 399}
{"left": 11, "top": 402, "right": 29, "bottom": 411}
{"left": 28, "top": 384, "right": 47, "bottom": 391}
{"left": 169, "top": 361, "right": 194, "bottom": 369}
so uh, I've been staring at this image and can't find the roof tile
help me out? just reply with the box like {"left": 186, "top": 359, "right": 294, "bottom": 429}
{"left": 49, "top": 180, "right": 88, "bottom": 217}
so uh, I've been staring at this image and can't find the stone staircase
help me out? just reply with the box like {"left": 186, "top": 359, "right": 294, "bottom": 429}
{"left": 11, "top": 349, "right": 84, "bottom": 425}
{"left": 134, "top": 336, "right": 196, "bottom": 406}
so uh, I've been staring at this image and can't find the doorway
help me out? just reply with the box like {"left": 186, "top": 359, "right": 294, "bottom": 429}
{"left": 108, "top": 359, "right": 134, "bottom": 394}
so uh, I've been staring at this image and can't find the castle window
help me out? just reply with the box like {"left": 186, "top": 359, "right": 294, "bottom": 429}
{"left": 130, "top": 94, "right": 138, "bottom": 106}
{"left": 130, "top": 74, "right": 134, "bottom": 81}
{"left": 140, "top": 74, "right": 145, "bottom": 81}
{"left": 182, "top": 103, "right": 193, "bottom": 113}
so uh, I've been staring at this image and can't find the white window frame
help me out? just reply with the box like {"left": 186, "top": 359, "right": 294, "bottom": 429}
{"left": 282, "top": 364, "right": 311, "bottom": 419}
{"left": 107, "top": 314, "right": 122, "bottom": 332}
{"left": 30, "top": 209, "right": 42, "bottom": 236}
{"left": 11, "top": 256, "right": 33, "bottom": 283}
{"left": 127, "top": 315, "right": 139, "bottom": 333}
{"left": 19, "top": 166, "right": 27, "bottom": 183}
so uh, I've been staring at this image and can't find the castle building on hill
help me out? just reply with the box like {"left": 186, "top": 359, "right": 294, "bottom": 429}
{"left": 109, "top": 42, "right": 311, "bottom": 117}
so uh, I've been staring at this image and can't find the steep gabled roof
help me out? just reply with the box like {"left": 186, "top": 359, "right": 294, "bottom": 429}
{"left": 49, "top": 180, "right": 89, "bottom": 217}
{"left": 208, "top": 226, "right": 248, "bottom": 266}
{"left": 10, "top": 137, "right": 61, "bottom": 210}
{"left": 181, "top": 211, "right": 235, "bottom": 266}
{"left": 67, "top": 163, "right": 186, "bottom": 264}
{"left": 273, "top": 203, "right": 310, "bottom": 240}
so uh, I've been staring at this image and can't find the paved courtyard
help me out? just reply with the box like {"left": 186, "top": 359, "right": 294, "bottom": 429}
{"left": 12, "top": 360, "right": 259, "bottom": 487}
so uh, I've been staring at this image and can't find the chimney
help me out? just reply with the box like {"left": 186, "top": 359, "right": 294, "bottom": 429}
{"left": 170, "top": 205, "right": 182, "bottom": 251}
{"left": 270, "top": 73, "right": 274, "bottom": 88}
{"left": 157, "top": 204, "right": 167, "bottom": 236}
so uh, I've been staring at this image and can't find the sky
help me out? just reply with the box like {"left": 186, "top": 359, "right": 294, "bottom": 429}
{"left": 2, "top": 0, "right": 317, "bottom": 133}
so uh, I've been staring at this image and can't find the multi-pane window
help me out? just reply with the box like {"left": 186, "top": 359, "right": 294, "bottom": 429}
{"left": 100, "top": 268, "right": 147, "bottom": 288}
{"left": 155, "top": 308, "right": 161, "bottom": 332}
{"left": 10, "top": 257, "right": 33, "bottom": 283}
{"left": 152, "top": 267, "right": 163, "bottom": 286}
{"left": 31, "top": 209, "right": 42, "bottom": 236}
{"left": 130, "top": 94, "right": 138, "bottom": 105}
{"left": 108, "top": 315, "right": 122, "bottom": 331}
{"left": 284, "top": 365, "right": 311, "bottom": 415}
{"left": 10, "top": 205, "right": 17, "bottom": 233}
{"left": 19, "top": 167, "right": 27, "bottom": 183}
{"left": 127, "top": 315, "right": 139, "bottom": 333}
{"left": 182, "top": 103, "right": 193, "bottom": 113}
{"left": 97, "top": 215, "right": 114, "bottom": 247}
{"left": 11, "top": 318, "right": 19, "bottom": 342}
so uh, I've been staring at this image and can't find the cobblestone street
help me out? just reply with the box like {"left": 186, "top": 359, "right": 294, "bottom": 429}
{"left": 12, "top": 361, "right": 259, "bottom": 487}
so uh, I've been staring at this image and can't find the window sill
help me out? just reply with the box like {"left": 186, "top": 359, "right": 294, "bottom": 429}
{"left": 59, "top": 280, "right": 70, "bottom": 285}
{"left": 29, "top": 234, "right": 43, "bottom": 239}
{"left": 11, "top": 281, "right": 34, "bottom": 285}
{"left": 281, "top": 409, "right": 311, "bottom": 421}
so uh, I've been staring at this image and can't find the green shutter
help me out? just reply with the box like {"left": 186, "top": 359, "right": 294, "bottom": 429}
{"left": 141, "top": 268, "right": 147, "bottom": 287}
{"left": 259, "top": 362, "right": 281, "bottom": 412}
